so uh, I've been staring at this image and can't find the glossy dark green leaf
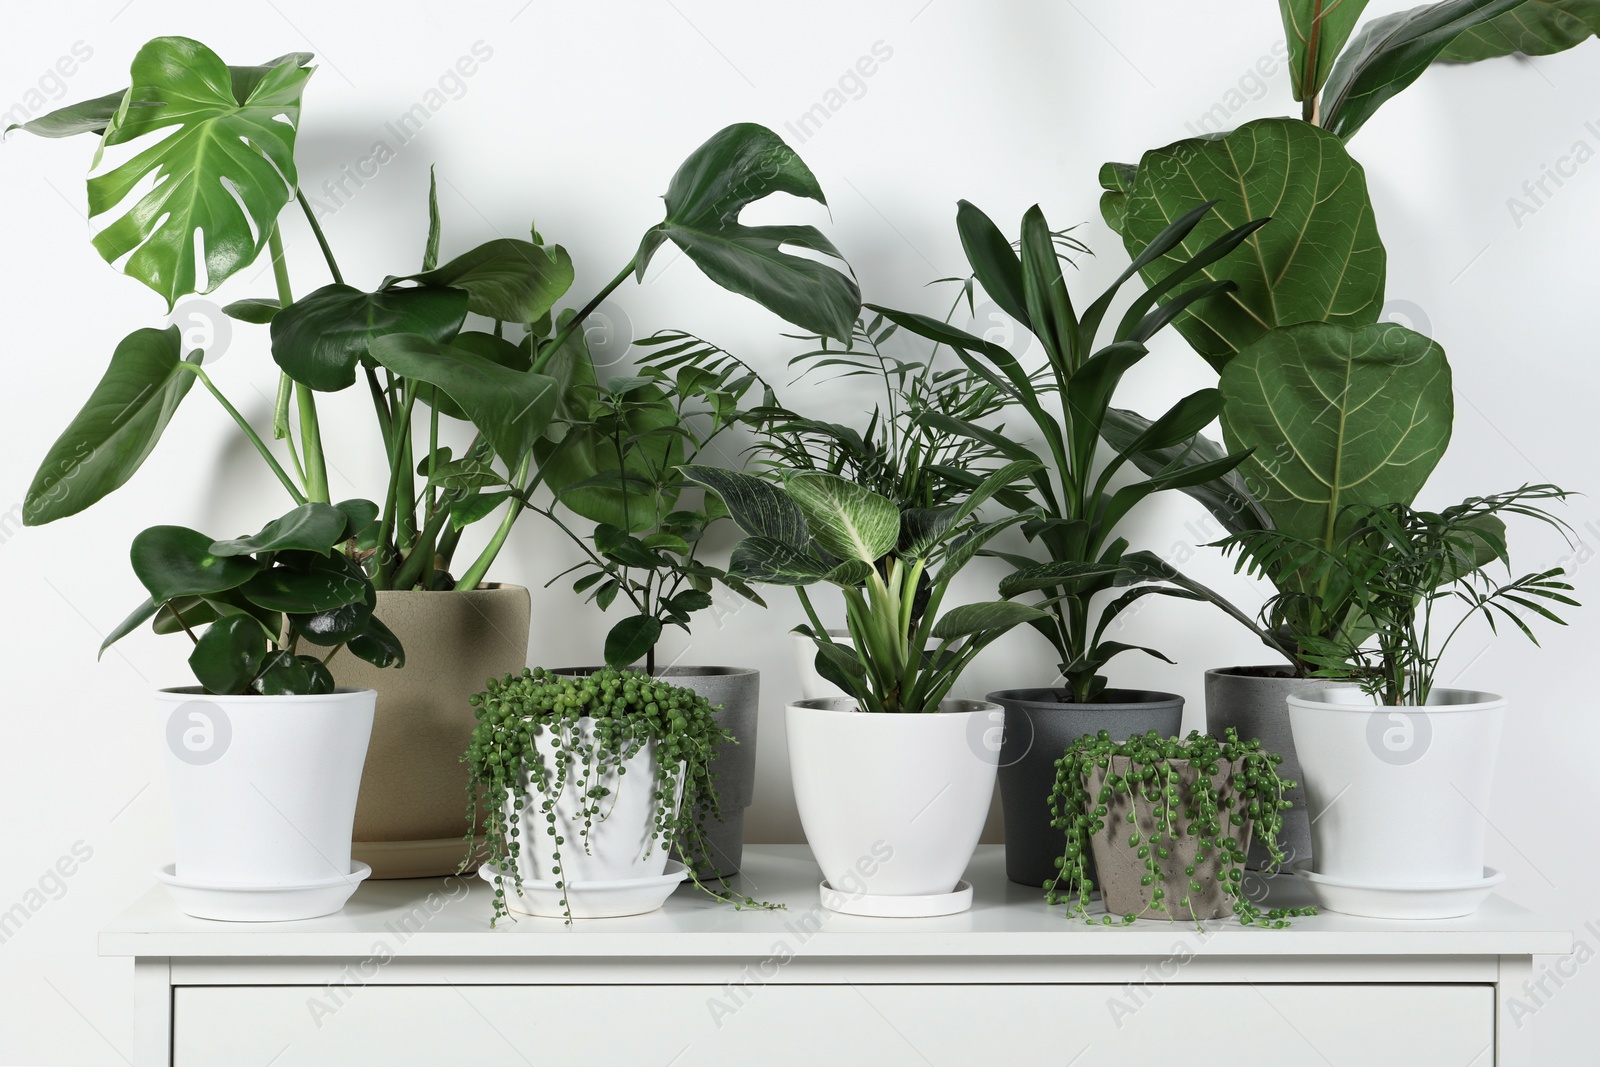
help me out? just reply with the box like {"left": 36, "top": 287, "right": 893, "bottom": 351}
{"left": 637, "top": 123, "right": 860, "bottom": 340}
{"left": 678, "top": 466, "right": 808, "bottom": 547}
{"left": 131, "top": 525, "right": 260, "bottom": 603}
{"left": 300, "top": 656, "right": 336, "bottom": 694}
{"left": 955, "top": 199, "right": 1030, "bottom": 329}
{"left": 1439, "top": 0, "right": 1600, "bottom": 58}
{"left": 1100, "top": 408, "right": 1273, "bottom": 538}
{"left": 1106, "top": 119, "right": 1386, "bottom": 372}
{"left": 333, "top": 499, "right": 380, "bottom": 541}
{"left": 99, "top": 596, "right": 159, "bottom": 658}
{"left": 449, "top": 492, "right": 513, "bottom": 530}
{"left": 1322, "top": 0, "right": 1532, "bottom": 138}
{"left": 1280, "top": 0, "right": 1373, "bottom": 101}
{"left": 221, "top": 297, "right": 282, "bottom": 324}
{"left": 152, "top": 590, "right": 282, "bottom": 642}
{"left": 289, "top": 589, "right": 375, "bottom": 646}
{"left": 367, "top": 334, "right": 559, "bottom": 468}
{"left": 239, "top": 552, "right": 370, "bottom": 613}
{"left": 604, "top": 615, "right": 663, "bottom": 668}
{"left": 540, "top": 383, "right": 684, "bottom": 532}
{"left": 5, "top": 89, "right": 128, "bottom": 138}
{"left": 188, "top": 614, "right": 267, "bottom": 694}
{"left": 24, "top": 327, "right": 198, "bottom": 525}
{"left": 397, "top": 238, "right": 574, "bottom": 323}
{"left": 419, "top": 331, "right": 530, "bottom": 422}
{"left": 1220, "top": 321, "right": 1454, "bottom": 546}
{"left": 252, "top": 649, "right": 312, "bottom": 695}
{"left": 346, "top": 616, "right": 404, "bottom": 669}
{"left": 209, "top": 503, "right": 348, "bottom": 556}
{"left": 88, "top": 39, "right": 312, "bottom": 306}
{"left": 931, "top": 601, "right": 1051, "bottom": 641}
{"left": 998, "top": 561, "right": 1127, "bottom": 598}
{"left": 270, "top": 283, "right": 469, "bottom": 392}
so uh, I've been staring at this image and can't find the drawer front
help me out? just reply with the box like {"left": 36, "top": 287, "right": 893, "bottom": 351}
{"left": 176, "top": 982, "right": 1494, "bottom": 1065}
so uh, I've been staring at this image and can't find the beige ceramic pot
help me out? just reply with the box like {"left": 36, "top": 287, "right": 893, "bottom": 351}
{"left": 338, "top": 585, "right": 530, "bottom": 878}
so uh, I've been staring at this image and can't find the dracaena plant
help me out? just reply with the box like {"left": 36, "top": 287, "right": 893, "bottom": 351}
{"left": 1220, "top": 485, "right": 1578, "bottom": 706}
{"left": 10, "top": 38, "right": 858, "bottom": 606}
{"left": 867, "top": 201, "right": 1264, "bottom": 704}
{"left": 682, "top": 463, "right": 1049, "bottom": 714}
{"left": 101, "top": 502, "right": 404, "bottom": 695}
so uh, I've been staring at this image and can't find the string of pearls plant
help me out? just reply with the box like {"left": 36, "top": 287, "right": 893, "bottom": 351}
{"left": 463, "top": 666, "right": 775, "bottom": 924}
{"left": 1044, "top": 729, "right": 1316, "bottom": 929}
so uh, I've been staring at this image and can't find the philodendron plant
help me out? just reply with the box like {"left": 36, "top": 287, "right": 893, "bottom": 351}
{"left": 103, "top": 502, "right": 403, "bottom": 695}
{"left": 683, "top": 462, "right": 1049, "bottom": 714}
{"left": 869, "top": 201, "right": 1264, "bottom": 703}
{"left": 1095, "top": 0, "right": 1594, "bottom": 672}
{"left": 10, "top": 37, "right": 858, "bottom": 597}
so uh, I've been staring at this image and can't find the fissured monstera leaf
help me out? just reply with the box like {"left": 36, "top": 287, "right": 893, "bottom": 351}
{"left": 1321, "top": 0, "right": 1532, "bottom": 138}
{"left": 1220, "top": 321, "right": 1454, "bottom": 547}
{"left": 1101, "top": 118, "right": 1386, "bottom": 373}
{"left": 87, "top": 39, "right": 312, "bottom": 307}
{"left": 1438, "top": 0, "right": 1600, "bottom": 58}
{"left": 25, "top": 327, "right": 199, "bottom": 526}
{"left": 270, "top": 284, "right": 469, "bottom": 392}
{"left": 637, "top": 123, "right": 860, "bottom": 341}
{"left": 1280, "top": 0, "right": 1373, "bottom": 102}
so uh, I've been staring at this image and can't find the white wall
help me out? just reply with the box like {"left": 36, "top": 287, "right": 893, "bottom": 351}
{"left": 2, "top": 0, "right": 1597, "bottom": 1060}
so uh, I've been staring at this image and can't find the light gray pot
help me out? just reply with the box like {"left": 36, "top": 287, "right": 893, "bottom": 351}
{"left": 1204, "top": 666, "right": 1358, "bottom": 871}
{"left": 555, "top": 665, "right": 759, "bottom": 880}
{"left": 989, "top": 688, "right": 1184, "bottom": 887}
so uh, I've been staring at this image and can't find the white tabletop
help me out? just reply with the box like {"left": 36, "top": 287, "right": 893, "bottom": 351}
{"left": 99, "top": 845, "right": 1573, "bottom": 959}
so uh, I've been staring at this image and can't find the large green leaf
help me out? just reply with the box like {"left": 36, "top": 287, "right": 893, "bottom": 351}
{"left": 131, "top": 526, "right": 260, "bottom": 603}
{"left": 1321, "top": 0, "right": 1533, "bottom": 138}
{"left": 367, "top": 335, "right": 559, "bottom": 468}
{"left": 1281, "top": 0, "right": 1374, "bottom": 102}
{"left": 5, "top": 90, "right": 129, "bottom": 138}
{"left": 728, "top": 536, "right": 834, "bottom": 586}
{"left": 24, "top": 327, "right": 198, "bottom": 525}
{"left": 1105, "top": 118, "right": 1386, "bottom": 373}
{"left": 209, "top": 503, "right": 347, "bottom": 556}
{"left": 678, "top": 466, "right": 808, "bottom": 547}
{"left": 88, "top": 39, "right": 312, "bottom": 307}
{"left": 1100, "top": 408, "right": 1273, "bottom": 538}
{"left": 1438, "top": 0, "right": 1600, "bottom": 57}
{"left": 347, "top": 616, "right": 405, "bottom": 669}
{"left": 1220, "top": 321, "right": 1454, "bottom": 547}
{"left": 188, "top": 615, "right": 267, "bottom": 695}
{"left": 931, "top": 601, "right": 1050, "bottom": 641}
{"left": 270, "top": 284, "right": 469, "bottom": 392}
{"left": 240, "top": 553, "right": 370, "bottom": 613}
{"left": 394, "top": 238, "right": 574, "bottom": 323}
{"left": 539, "top": 383, "right": 684, "bottom": 533}
{"left": 604, "top": 615, "right": 663, "bottom": 668}
{"left": 637, "top": 123, "right": 860, "bottom": 340}
{"left": 783, "top": 472, "right": 899, "bottom": 564}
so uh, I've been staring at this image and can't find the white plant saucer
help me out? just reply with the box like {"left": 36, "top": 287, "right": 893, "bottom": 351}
{"left": 820, "top": 879, "right": 974, "bottom": 917}
{"left": 1291, "top": 861, "right": 1505, "bottom": 920}
{"left": 479, "top": 861, "right": 688, "bottom": 919}
{"left": 157, "top": 862, "right": 372, "bottom": 922}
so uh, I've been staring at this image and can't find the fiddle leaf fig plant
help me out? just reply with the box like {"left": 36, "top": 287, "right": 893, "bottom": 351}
{"left": 102, "top": 502, "right": 403, "bottom": 696}
{"left": 684, "top": 463, "right": 1048, "bottom": 714}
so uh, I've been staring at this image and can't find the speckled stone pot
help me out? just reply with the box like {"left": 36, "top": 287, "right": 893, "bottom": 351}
{"left": 342, "top": 586, "right": 530, "bottom": 879}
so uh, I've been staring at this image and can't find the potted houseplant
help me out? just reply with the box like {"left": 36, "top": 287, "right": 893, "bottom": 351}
{"left": 11, "top": 39, "right": 858, "bottom": 876}
{"left": 1224, "top": 485, "right": 1577, "bottom": 917}
{"left": 685, "top": 461, "right": 1048, "bottom": 916}
{"left": 102, "top": 502, "right": 403, "bottom": 921}
{"left": 463, "top": 666, "right": 769, "bottom": 923}
{"left": 1045, "top": 728, "right": 1313, "bottom": 928}
{"left": 870, "top": 200, "right": 1264, "bottom": 886}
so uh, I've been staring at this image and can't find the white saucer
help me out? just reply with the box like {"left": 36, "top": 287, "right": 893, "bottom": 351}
{"left": 1291, "top": 861, "right": 1504, "bottom": 919}
{"left": 820, "top": 879, "right": 974, "bottom": 917}
{"left": 157, "top": 862, "right": 372, "bottom": 922}
{"left": 480, "top": 861, "right": 688, "bottom": 919}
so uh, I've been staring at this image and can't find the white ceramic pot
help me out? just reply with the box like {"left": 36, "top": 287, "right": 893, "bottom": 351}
{"left": 506, "top": 717, "right": 685, "bottom": 885}
{"left": 157, "top": 687, "right": 376, "bottom": 886}
{"left": 786, "top": 697, "right": 1000, "bottom": 908}
{"left": 1287, "top": 687, "right": 1505, "bottom": 886}
{"left": 793, "top": 628, "right": 851, "bottom": 701}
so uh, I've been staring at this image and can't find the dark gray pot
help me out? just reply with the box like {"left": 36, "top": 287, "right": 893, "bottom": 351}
{"left": 554, "top": 665, "right": 759, "bottom": 880}
{"left": 1204, "top": 666, "right": 1357, "bottom": 871}
{"left": 989, "top": 688, "right": 1184, "bottom": 887}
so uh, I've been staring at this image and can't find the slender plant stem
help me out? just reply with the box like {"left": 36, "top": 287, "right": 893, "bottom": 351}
{"left": 296, "top": 384, "right": 330, "bottom": 503}
{"left": 267, "top": 229, "right": 297, "bottom": 442}
{"left": 456, "top": 453, "right": 533, "bottom": 591}
{"left": 533, "top": 259, "right": 636, "bottom": 375}
{"left": 296, "top": 191, "right": 345, "bottom": 285}
{"left": 182, "top": 365, "right": 305, "bottom": 505}
{"left": 375, "top": 386, "right": 418, "bottom": 588}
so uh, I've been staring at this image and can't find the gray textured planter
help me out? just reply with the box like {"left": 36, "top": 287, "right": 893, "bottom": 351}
{"left": 555, "top": 665, "right": 758, "bottom": 880}
{"left": 1086, "top": 756, "right": 1250, "bottom": 921}
{"left": 989, "top": 688, "right": 1184, "bottom": 887}
{"left": 1204, "top": 666, "right": 1358, "bottom": 871}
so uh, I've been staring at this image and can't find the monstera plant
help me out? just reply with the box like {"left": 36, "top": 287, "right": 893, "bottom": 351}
{"left": 9, "top": 38, "right": 859, "bottom": 596}
{"left": 1092, "top": 0, "right": 1591, "bottom": 672}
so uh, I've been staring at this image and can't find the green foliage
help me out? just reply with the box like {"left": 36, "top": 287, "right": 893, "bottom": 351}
{"left": 1222, "top": 485, "right": 1579, "bottom": 704}
{"left": 1280, "top": 0, "right": 1373, "bottom": 105}
{"left": 1046, "top": 729, "right": 1314, "bottom": 928}
{"left": 104, "top": 503, "right": 401, "bottom": 695}
{"left": 462, "top": 667, "right": 773, "bottom": 924}
{"left": 871, "top": 201, "right": 1257, "bottom": 702}
{"left": 1440, "top": 0, "right": 1600, "bottom": 58}
{"left": 686, "top": 465, "right": 1048, "bottom": 714}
